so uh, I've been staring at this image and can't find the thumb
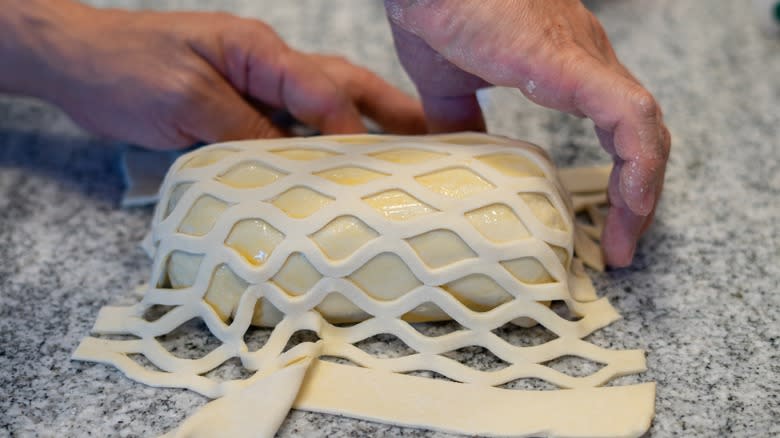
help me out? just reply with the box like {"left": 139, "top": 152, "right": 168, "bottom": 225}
{"left": 176, "top": 60, "right": 284, "bottom": 143}
{"left": 387, "top": 17, "right": 487, "bottom": 133}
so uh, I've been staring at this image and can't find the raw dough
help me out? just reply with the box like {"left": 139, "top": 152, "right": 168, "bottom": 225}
{"left": 160, "top": 133, "right": 574, "bottom": 326}
{"left": 74, "top": 133, "right": 654, "bottom": 438}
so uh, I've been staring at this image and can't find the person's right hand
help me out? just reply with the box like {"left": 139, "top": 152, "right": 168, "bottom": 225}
{"left": 20, "top": 1, "right": 426, "bottom": 149}
{"left": 385, "top": 0, "right": 671, "bottom": 267}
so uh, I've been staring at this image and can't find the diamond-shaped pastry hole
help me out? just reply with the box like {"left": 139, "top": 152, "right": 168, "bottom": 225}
{"left": 519, "top": 193, "right": 567, "bottom": 231}
{"left": 216, "top": 161, "right": 284, "bottom": 188}
{"left": 405, "top": 370, "right": 459, "bottom": 382}
{"left": 465, "top": 203, "right": 531, "bottom": 242}
{"left": 142, "top": 305, "right": 177, "bottom": 322}
{"left": 543, "top": 355, "right": 605, "bottom": 378}
{"left": 551, "top": 300, "right": 583, "bottom": 322}
{"left": 402, "top": 302, "right": 453, "bottom": 324}
{"left": 443, "top": 274, "right": 514, "bottom": 312}
{"left": 315, "top": 292, "right": 371, "bottom": 324}
{"left": 320, "top": 356, "right": 361, "bottom": 367}
{"left": 128, "top": 354, "right": 164, "bottom": 372}
{"left": 477, "top": 153, "right": 545, "bottom": 178}
{"left": 251, "top": 298, "right": 284, "bottom": 327}
{"left": 575, "top": 205, "right": 606, "bottom": 230}
{"left": 310, "top": 216, "right": 378, "bottom": 260}
{"left": 271, "top": 253, "right": 322, "bottom": 296}
{"left": 491, "top": 322, "right": 558, "bottom": 347}
{"left": 406, "top": 229, "right": 477, "bottom": 269}
{"left": 501, "top": 257, "right": 557, "bottom": 284}
{"left": 369, "top": 148, "right": 447, "bottom": 164}
{"left": 225, "top": 219, "right": 284, "bottom": 266}
{"left": 271, "top": 186, "right": 333, "bottom": 219}
{"left": 203, "top": 264, "right": 249, "bottom": 322}
{"left": 204, "top": 357, "right": 254, "bottom": 382}
{"left": 314, "top": 166, "right": 388, "bottom": 185}
{"left": 243, "top": 326, "right": 273, "bottom": 352}
{"left": 271, "top": 148, "right": 339, "bottom": 161}
{"left": 499, "top": 378, "right": 559, "bottom": 391}
{"left": 166, "top": 251, "right": 204, "bottom": 288}
{"left": 511, "top": 300, "right": 550, "bottom": 328}
{"left": 354, "top": 334, "right": 416, "bottom": 358}
{"left": 442, "top": 346, "right": 510, "bottom": 371}
{"left": 408, "top": 320, "right": 467, "bottom": 338}
{"left": 415, "top": 168, "right": 494, "bottom": 199}
{"left": 165, "top": 182, "right": 193, "bottom": 218}
{"left": 363, "top": 190, "right": 437, "bottom": 221}
{"left": 349, "top": 253, "right": 421, "bottom": 301}
{"left": 178, "top": 195, "right": 229, "bottom": 236}
{"left": 156, "top": 318, "right": 222, "bottom": 360}
{"left": 282, "top": 330, "right": 321, "bottom": 353}
{"left": 181, "top": 148, "right": 237, "bottom": 169}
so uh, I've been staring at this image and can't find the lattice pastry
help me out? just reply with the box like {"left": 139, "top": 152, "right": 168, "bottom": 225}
{"left": 74, "top": 133, "right": 654, "bottom": 438}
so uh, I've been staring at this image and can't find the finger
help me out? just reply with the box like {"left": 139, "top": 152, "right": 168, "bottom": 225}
{"left": 311, "top": 55, "right": 427, "bottom": 134}
{"left": 639, "top": 127, "right": 669, "bottom": 234}
{"left": 180, "top": 91, "right": 284, "bottom": 143}
{"left": 569, "top": 56, "right": 668, "bottom": 217}
{"left": 640, "top": 199, "right": 657, "bottom": 235}
{"left": 188, "top": 21, "right": 365, "bottom": 135}
{"left": 603, "top": 160, "right": 639, "bottom": 267}
{"left": 420, "top": 93, "right": 486, "bottom": 133}
{"left": 269, "top": 51, "right": 367, "bottom": 134}
{"left": 387, "top": 18, "right": 489, "bottom": 133}
{"left": 174, "top": 59, "right": 285, "bottom": 142}
{"left": 602, "top": 204, "right": 645, "bottom": 268}
{"left": 603, "top": 149, "right": 663, "bottom": 267}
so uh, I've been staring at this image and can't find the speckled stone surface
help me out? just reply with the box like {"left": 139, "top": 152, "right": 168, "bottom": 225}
{"left": 1, "top": 1, "right": 778, "bottom": 437}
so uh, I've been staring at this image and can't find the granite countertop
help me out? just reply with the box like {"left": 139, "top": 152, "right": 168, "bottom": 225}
{"left": 1, "top": 1, "right": 778, "bottom": 437}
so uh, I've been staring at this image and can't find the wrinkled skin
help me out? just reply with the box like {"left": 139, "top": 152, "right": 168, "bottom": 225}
{"left": 6, "top": 1, "right": 425, "bottom": 149}
{"left": 385, "top": 0, "right": 671, "bottom": 267}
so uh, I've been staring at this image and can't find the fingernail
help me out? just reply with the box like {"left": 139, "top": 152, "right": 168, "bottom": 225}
{"left": 621, "top": 164, "right": 656, "bottom": 216}
{"left": 603, "top": 204, "right": 644, "bottom": 268}
{"left": 635, "top": 182, "right": 656, "bottom": 216}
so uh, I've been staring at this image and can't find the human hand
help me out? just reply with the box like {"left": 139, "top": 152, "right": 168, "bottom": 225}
{"left": 385, "top": 0, "right": 670, "bottom": 267}
{"left": 24, "top": 1, "right": 425, "bottom": 149}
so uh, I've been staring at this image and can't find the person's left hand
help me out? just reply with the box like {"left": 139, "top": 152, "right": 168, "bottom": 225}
{"left": 17, "top": 2, "right": 426, "bottom": 149}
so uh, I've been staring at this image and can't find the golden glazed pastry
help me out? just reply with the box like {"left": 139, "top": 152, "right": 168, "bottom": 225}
{"left": 155, "top": 133, "right": 575, "bottom": 327}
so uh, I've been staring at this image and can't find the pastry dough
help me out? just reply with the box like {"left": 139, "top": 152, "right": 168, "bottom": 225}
{"left": 161, "top": 134, "right": 573, "bottom": 326}
{"left": 74, "top": 133, "right": 654, "bottom": 438}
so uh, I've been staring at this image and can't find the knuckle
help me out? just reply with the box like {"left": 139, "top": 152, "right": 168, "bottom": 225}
{"left": 627, "top": 87, "right": 658, "bottom": 120}
{"left": 163, "top": 75, "right": 211, "bottom": 117}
